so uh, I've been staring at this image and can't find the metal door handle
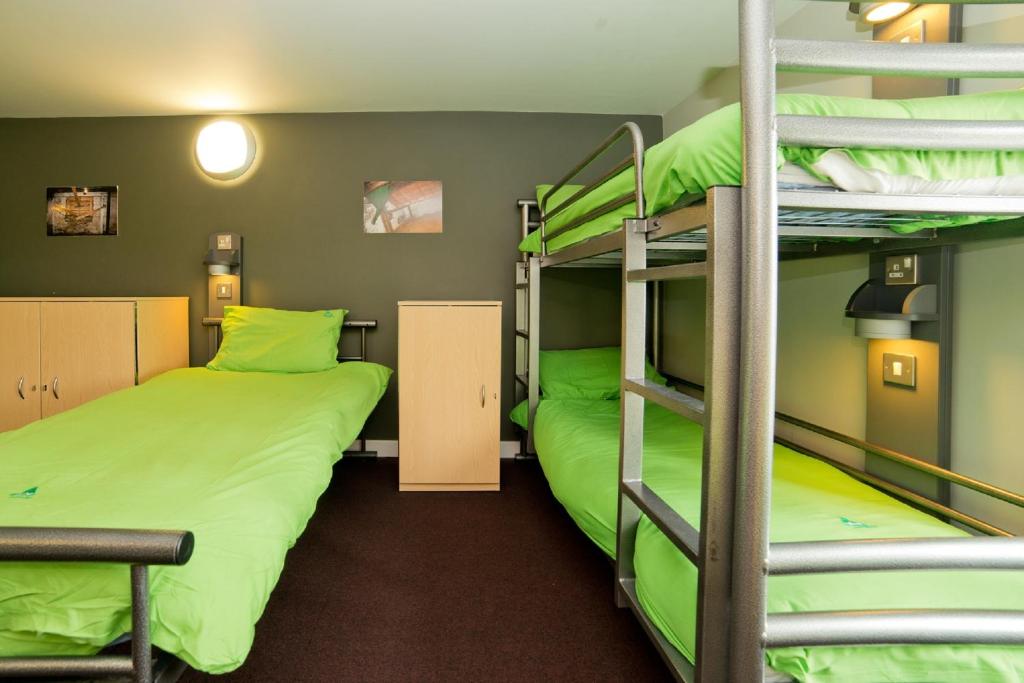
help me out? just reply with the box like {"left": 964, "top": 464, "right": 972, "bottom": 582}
{"left": 480, "top": 384, "right": 485, "bottom": 407}
{"left": 52, "top": 376, "right": 60, "bottom": 400}
{"left": 17, "top": 377, "right": 25, "bottom": 400}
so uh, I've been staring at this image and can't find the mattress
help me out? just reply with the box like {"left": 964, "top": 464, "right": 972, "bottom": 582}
{"left": 511, "top": 398, "right": 1024, "bottom": 682}
{"left": 521, "top": 88, "right": 1024, "bottom": 254}
{"left": 0, "top": 362, "right": 391, "bottom": 673}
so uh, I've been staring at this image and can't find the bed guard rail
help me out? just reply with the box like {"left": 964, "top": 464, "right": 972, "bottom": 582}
{"left": 536, "top": 122, "right": 645, "bottom": 254}
{"left": 0, "top": 527, "right": 194, "bottom": 683}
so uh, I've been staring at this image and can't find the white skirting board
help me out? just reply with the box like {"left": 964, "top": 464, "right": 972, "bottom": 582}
{"left": 344, "top": 439, "right": 523, "bottom": 459}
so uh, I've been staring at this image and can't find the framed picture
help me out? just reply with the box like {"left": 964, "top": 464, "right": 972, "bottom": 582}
{"left": 46, "top": 186, "right": 118, "bottom": 236}
{"left": 363, "top": 180, "right": 442, "bottom": 234}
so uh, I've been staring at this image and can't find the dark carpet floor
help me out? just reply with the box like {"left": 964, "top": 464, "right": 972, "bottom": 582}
{"left": 179, "top": 457, "right": 672, "bottom": 682}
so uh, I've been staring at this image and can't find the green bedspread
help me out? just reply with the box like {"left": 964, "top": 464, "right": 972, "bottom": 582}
{"left": 511, "top": 398, "right": 1024, "bottom": 682}
{"left": 521, "top": 89, "right": 1024, "bottom": 254}
{"left": 0, "top": 362, "right": 391, "bottom": 673}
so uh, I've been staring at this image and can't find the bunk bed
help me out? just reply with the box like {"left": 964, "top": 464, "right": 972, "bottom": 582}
{"left": 513, "top": 3, "right": 1024, "bottom": 681}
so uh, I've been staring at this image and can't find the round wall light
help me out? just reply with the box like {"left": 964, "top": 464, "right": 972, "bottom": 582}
{"left": 195, "top": 120, "right": 256, "bottom": 180}
{"left": 861, "top": 2, "right": 915, "bottom": 24}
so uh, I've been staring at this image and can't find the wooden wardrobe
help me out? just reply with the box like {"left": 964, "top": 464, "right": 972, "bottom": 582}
{"left": 398, "top": 301, "right": 501, "bottom": 491}
{"left": 0, "top": 297, "right": 189, "bottom": 432}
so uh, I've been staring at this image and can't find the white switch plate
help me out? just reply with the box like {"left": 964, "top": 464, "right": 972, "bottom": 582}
{"left": 216, "top": 282, "right": 233, "bottom": 300}
{"left": 883, "top": 352, "right": 916, "bottom": 387}
{"left": 216, "top": 234, "right": 233, "bottom": 250}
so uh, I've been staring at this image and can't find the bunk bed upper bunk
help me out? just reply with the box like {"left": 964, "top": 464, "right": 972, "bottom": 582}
{"left": 519, "top": 88, "right": 1024, "bottom": 268}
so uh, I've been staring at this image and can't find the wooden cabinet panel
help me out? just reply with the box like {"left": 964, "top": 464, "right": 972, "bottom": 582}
{"left": 136, "top": 299, "right": 190, "bottom": 382}
{"left": 0, "top": 302, "right": 41, "bottom": 432}
{"left": 40, "top": 302, "right": 136, "bottom": 418}
{"left": 399, "top": 302, "right": 501, "bottom": 490}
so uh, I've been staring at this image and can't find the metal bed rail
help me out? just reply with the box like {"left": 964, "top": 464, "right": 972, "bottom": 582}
{"left": 537, "top": 122, "right": 646, "bottom": 254}
{"left": 0, "top": 527, "right": 194, "bottom": 683}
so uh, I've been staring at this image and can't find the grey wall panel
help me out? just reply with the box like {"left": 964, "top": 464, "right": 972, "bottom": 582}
{"left": 0, "top": 111, "right": 661, "bottom": 439}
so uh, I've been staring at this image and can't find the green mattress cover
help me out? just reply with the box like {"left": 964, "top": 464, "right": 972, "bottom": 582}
{"left": 522, "top": 89, "right": 1024, "bottom": 253}
{"left": 0, "top": 362, "right": 391, "bottom": 673}
{"left": 513, "top": 398, "right": 1024, "bottom": 682}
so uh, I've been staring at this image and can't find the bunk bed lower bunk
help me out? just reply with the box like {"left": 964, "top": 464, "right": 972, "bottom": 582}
{"left": 512, "top": 69, "right": 1024, "bottom": 681}
{"left": 511, "top": 394, "right": 1024, "bottom": 682}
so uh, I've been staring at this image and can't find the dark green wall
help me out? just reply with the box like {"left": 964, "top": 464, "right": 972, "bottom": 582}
{"left": 0, "top": 111, "right": 660, "bottom": 439}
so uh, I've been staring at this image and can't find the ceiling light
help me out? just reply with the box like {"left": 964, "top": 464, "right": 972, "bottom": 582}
{"left": 195, "top": 120, "right": 256, "bottom": 180}
{"left": 861, "top": 2, "right": 915, "bottom": 24}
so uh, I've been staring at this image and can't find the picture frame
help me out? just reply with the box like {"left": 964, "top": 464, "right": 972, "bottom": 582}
{"left": 363, "top": 180, "right": 442, "bottom": 234}
{"left": 46, "top": 186, "right": 118, "bottom": 236}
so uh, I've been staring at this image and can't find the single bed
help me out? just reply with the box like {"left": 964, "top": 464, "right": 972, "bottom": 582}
{"left": 0, "top": 360, "right": 391, "bottom": 674}
{"left": 520, "top": 88, "right": 1024, "bottom": 255}
{"left": 511, "top": 397, "right": 1024, "bottom": 682}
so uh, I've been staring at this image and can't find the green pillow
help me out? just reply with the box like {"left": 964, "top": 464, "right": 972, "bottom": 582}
{"left": 538, "top": 346, "right": 667, "bottom": 399}
{"left": 208, "top": 306, "right": 348, "bottom": 373}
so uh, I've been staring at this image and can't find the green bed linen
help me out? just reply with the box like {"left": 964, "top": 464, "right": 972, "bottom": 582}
{"left": 0, "top": 362, "right": 391, "bottom": 673}
{"left": 512, "top": 398, "right": 1024, "bottom": 682}
{"left": 521, "top": 89, "right": 1024, "bottom": 254}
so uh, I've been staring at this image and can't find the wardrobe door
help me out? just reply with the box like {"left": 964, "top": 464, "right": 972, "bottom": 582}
{"left": 40, "top": 302, "right": 136, "bottom": 418}
{"left": 0, "top": 302, "right": 41, "bottom": 432}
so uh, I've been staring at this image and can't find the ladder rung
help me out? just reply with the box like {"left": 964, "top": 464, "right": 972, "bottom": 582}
{"left": 766, "top": 609, "right": 1024, "bottom": 648}
{"left": 515, "top": 373, "right": 528, "bottom": 386}
{"left": 515, "top": 328, "right": 529, "bottom": 338}
{"left": 623, "top": 378, "right": 705, "bottom": 423}
{"left": 515, "top": 282, "right": 529, "bottom": 289}
{"left": 778, "top": 115, "right": 1024, "bottom": 152}
{"left": 776, "top": 39, "right": 1024, "bottom": 78}
{"left": 621, "top": 480, "right": 700, "bottom": 564}
{"left": 627, "top": 262, "right": 707, "bottom": 282}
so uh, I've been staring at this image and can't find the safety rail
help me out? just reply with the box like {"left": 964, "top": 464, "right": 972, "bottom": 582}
{"left": 0, "top": 527, "right": 194, "bottom": 683}
{"left": 537, "top": 122, "right": 645, "bottom": 254}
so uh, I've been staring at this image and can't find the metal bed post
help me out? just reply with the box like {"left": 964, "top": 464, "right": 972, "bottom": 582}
{"left": 731, "top": 0, "right": 778, "bottom": 679}
{"left": 692, "top": 187, "right": 743, "bottom": 681}
{"left": 613, "top": 122, "right": 648, "bottom": 611}
{"left": 527, "top": 255, "right": 541, "bottom": 454}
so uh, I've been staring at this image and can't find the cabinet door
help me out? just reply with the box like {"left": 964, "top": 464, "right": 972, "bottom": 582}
{"left": 399, "top": 304, "right": 501, "bottom": 489}
{"left": 41, "top": 302, "right": 136, "bottom": 418}
{"left": 0, "top": 302, "right": 41, "bottom": 432}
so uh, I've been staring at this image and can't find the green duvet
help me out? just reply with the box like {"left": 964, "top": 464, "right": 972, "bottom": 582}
{"left": 522, "top": 89, "right": 1024, "bottom": 254}
{"left": 0, "top": 362, "right": 391, "bottom": 673}
{"left": 512, "top": 398, "right": 1024, "bottom": 682}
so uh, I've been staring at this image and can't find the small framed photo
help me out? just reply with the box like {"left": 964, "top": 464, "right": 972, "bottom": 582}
{"left": 363, "top": 180, "right": 442, "bottom": 234}
{"left": 46, "top": 186, "right": 118, "bottom": 236}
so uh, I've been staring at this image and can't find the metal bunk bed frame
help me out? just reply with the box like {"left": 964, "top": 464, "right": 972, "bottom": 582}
{"left": 514, "top": 2, "right": 1024, "bottom": 680}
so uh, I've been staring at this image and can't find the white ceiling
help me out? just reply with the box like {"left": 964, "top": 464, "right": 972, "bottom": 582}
{"left": 0, "top": 0, "right": 808, "bottom": 118}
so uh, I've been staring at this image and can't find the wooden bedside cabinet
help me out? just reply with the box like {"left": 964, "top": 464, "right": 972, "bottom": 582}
{"left": 398, "top": 301, "right": 501, "bottom": 491}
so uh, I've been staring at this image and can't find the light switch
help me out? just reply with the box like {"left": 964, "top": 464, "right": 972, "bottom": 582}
{"left": 216, "top": 282, "right": 233, "bottom": 299}
{"left": 216, "top": 234, "right": 233, "bottom": 250}
{"left": 883, "top": 352, "right": 916, "bottom": 387}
